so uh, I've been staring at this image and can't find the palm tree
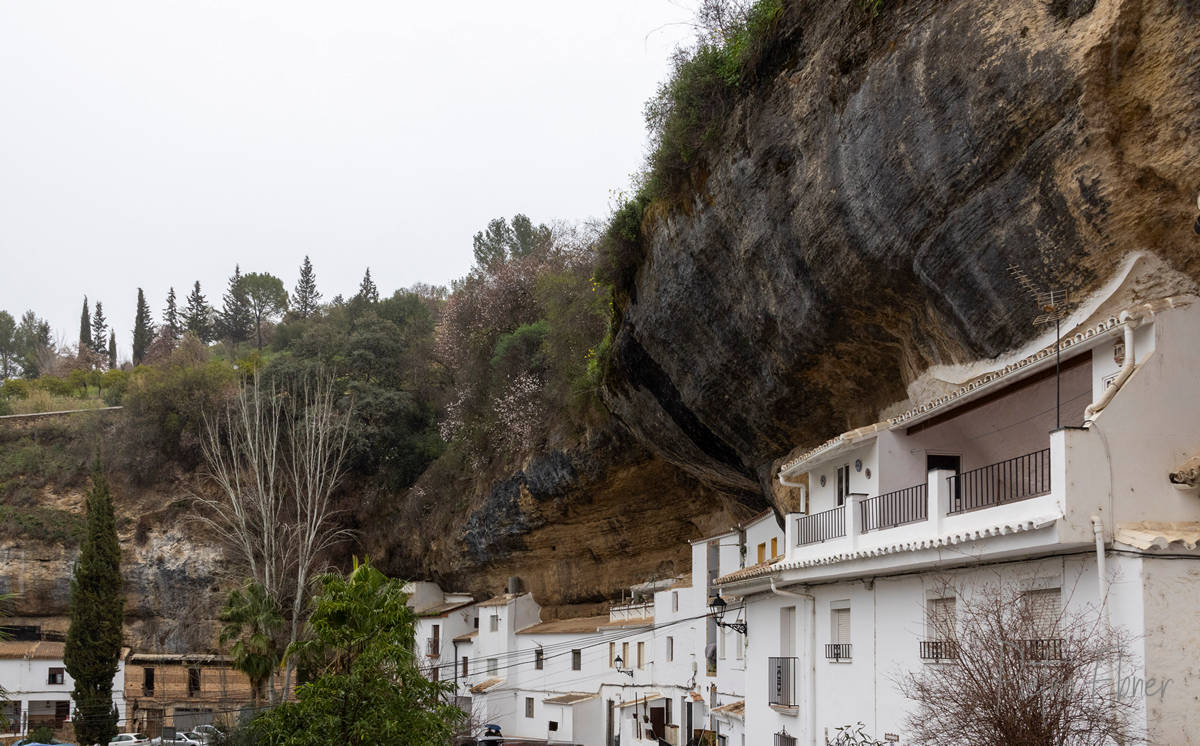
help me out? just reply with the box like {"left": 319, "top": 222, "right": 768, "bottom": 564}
{"left": 219, "top": 581, "right": 284, "bottom": 707}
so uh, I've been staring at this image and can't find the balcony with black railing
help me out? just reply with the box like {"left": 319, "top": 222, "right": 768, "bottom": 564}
{"left": 860, "top": 483, "right": 927, "bottom": 533}
{"left": 824, "top": 643, "right": 852, "bottom": 661}
{"left": 919, "top": 640, "right": 960, "bottom": 660}
{"left": 1013, "top": 637, "right": 1064, "bottom": 661}
{"left": 425, "top": 638, "right": 440, "bottom": 658}
{"left": 768, "top": 656, "right": 798, "bottom": 707}
{"left": 947, "top": 449, "right": 1051, "bottom": 515}
{"left": 794, "top": 505, "right": 847, "bottom": 546}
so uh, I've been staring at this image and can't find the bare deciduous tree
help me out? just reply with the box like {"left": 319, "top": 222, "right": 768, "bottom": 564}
{"left": 197, "top": 372, "right": 352, "bottom": 701}
{"left": 897, "top": 578, "right": 1141, "bottom": 746}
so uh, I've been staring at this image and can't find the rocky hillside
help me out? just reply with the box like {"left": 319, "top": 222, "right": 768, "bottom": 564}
{"left": 605, "top": 0, "right": 1200, "bottom": 502}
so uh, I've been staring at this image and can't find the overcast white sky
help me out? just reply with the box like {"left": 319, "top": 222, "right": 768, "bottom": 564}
{"left": 0, "top": 1, "right": 697, "bottom": 359}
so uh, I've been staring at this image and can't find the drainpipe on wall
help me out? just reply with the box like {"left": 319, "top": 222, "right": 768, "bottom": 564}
{"left": 1084, "top": 312, "right": 1139, "bottom": 422}
{"left": 771, "top": 577, "right": 817, "bottom": 746}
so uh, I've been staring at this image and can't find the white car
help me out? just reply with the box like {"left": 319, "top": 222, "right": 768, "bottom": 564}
{"left": 109, "top": 735, "right": 151, "bottom": 746}
{"left": 152, "top": 733, "right": 202, "bottom": 746}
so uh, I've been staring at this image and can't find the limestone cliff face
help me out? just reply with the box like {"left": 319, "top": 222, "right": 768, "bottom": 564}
{"left": 604, "top": 0, "right": 1200, "bottom": 499}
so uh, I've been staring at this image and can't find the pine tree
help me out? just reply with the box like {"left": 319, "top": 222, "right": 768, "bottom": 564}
{"left": 163, "top": 287, "right": 180, "bottom": 341}
{"left": 132, "top": 288, "right": 154, "bottom": 365}
{"left": 91, "top": 301, "right": 108, "bottom": 355}
{"left": 64, "top": 462, "right": 123, "bottom": 746}
{"left": 79, "top": 297, "right": 93, "bottom": 354}
{"left": 182, "top": 281, "right": 212, "bottom": 342}
{"left": 356, "top": 268, "right": 379, "bottom": 304}
{"left": 293, "top": 255, "right": 321, "bottom": 318}
{"left": 220, "top": 265, "right": 252, "bottom": 349}
{"left": 107, "top": 331, "right": 117, "bottom": 370}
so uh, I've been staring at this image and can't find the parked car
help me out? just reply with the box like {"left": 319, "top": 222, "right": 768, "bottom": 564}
{"left": 14, "top": 740, "right": 75, "bottom": 746}
{"left": 108, "top": 734, "right": 151, "bottom": 746}
{"left": 152, "top": 733, "right": 203, "bottom": 746}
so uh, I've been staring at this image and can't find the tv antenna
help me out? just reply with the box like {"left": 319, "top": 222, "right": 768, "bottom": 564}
{"left": 1009, "top": 265, "right": 1070, "bottom": 430}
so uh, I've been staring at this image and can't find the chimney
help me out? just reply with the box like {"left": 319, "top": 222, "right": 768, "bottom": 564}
{"left": 506, "top": 576, "right": 522, "bottom": 595}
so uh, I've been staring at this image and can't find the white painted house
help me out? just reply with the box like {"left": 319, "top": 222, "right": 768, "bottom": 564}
{"left": 0, "top": 638, "right": 128, "bottom": 739}
{"left": 718, "top": 289, "right": 1200, "bottom": 745}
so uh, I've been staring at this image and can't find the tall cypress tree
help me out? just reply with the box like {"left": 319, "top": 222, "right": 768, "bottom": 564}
{"left": 64, "top": 462, "right": 123, "bottom": 746}
{"left": 356, "top": 268, "right": 379, "bottom": 303}
{"left": 79, "top": 297, "right": 93, "bottom": 354}
{"left": 182, "top": 281, "right": 212, "bottom": 342}
{"left": 163, "top": 288, "right": 180, "bottom": 341}
{"left": 132, "top": 289, "right": 154, "bottom": 365}
{"left": 220, "top": 265, "right": 251, "bottom": 349}
{"left": 293, "top": 255, "right": 321, "bottom": 318}
{"left": 91, "top": 301, "right": 108, "bottom": 355}
{"left": 107, "top": 331, "right": 117, "bottom": 370}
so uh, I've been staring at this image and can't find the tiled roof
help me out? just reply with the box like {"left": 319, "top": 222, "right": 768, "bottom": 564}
{"left": 667, "top": 574, "right": 692, "bottom": 590}
{"left": 127, "top": 652, "right": 233, "bottom": 664}
{"left": 716, "top": 514, "right": 1061, "bottom": 586}
{"left": 543, "top": 692, "right": 598, "bottom": 705}
{"left": 0, "top": 640, "right": 64, "bottom": 660}
{"left": 1116, "top": 522, "right": 1200, "bottom": 551}
{"left": 711, "top": 700, "right": 745, "bottom": 718}
{"left": 468, "top": 677, "right": 504, "bottom": 694}
{"left": 714, "top": 558, "right": 780, "bottom": 585}
{"left": 415, "top": 599, "right": 475, "bottom": 617}
{"left": 477, "top": 593, "right": 527, "bottom": 607}
{"left": 517, "top": 615, "right": 608, "bottom": 635}
{"left": 600, "top": 616, "right": 654, "bottom": 629}
{"left": 453, "top": 631, "right": 478, "bottom": 643}
{"left": 617, "top": 692, "right": 663, "bottom": 709}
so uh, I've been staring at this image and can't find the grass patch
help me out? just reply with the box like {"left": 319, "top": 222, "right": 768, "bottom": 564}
{"left": 0, "top": 505, "right": 85, "bottom": 544}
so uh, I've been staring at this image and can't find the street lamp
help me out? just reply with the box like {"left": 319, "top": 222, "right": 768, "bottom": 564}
{"left": 708, "top": 593, "right": 747, "bottom": 635}
{"left": 613, "top": 654, "right": 634, "bottom": 678}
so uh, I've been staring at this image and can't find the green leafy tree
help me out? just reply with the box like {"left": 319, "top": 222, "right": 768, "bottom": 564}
{"left": 0, "top": 310, "right": 17, "bottom": 378}
{"left": 293, "top": 256, "right": 322, "bottom": 318}
{"left": 183, "top": 281, "right": 212, "bottom": 342}
{"left": 241, "top": 272, "right": 289, "bottom": 351}
{"left": 64, "top": 461, "right": 124, "bottom": 746}
{"left": 17, "top": 311, "right": 52, "bottom": 379}
{"left": 509, "top": 213, "right": 551, "bottom": 258}
{"left": 220, "top": 265, "right": 253, "bottom": 350}
{"left": 108, "top": 331, "right": 117, "bottom": 370}
{"left": 132, "top": 288, "right": 155, "bottom": 365}
{"left": 249, "top": 559, "right": 463, "bottom": 745}
{"left": 163, "top": 287, "right": 181, "bottom": 341}
{"left": 356, "top": 268, "right": 379, "bottom": 304}
{"left": 91, "top": 301, "right": 109, "bottom": 356}
{"left": 220, "top": 580, "right": 285, "bottom": 707}
{"left": 472, "top": 217, "right": 514, "bottom": 270}
{"left": 79, "top": 297, "right": 93, "bottom": 354}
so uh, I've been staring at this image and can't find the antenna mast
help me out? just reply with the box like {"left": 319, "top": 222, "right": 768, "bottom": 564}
{"left": 1009, "top": 265, "right": 1070, "bottom": 430}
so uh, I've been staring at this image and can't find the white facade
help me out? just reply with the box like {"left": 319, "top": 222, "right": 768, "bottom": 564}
{"left": 721, "top": 296, "right": 1200, "bottom": 745}
{"left": 0, "top": 640, "right": 128, "bottom": 738}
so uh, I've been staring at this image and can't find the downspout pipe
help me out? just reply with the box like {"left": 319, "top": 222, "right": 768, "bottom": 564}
{"left": 1084, "top": 312, "right": 1139, "bottom": 422}
{"left": 1091, "top": 516, "right": 1109, "bottom": 621}
{"left": 771, "top": 577, "right": 817, "bottom": 746}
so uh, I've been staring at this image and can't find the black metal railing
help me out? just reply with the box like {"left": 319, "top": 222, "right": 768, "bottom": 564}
{"left": 425, "top": 638, "right": 440, "bottom": 657}
{"left": 795, "top": 505, "right": 846, "bottom": 546}
{"left": 1013, "top": 638, "right": 1064, "bottom": 661}
{"left": 824, "top": 643, "right": 852, "bottom": 660}
{"left": 768, "top": 656, "right": 798, "bottom": 707}
{"left": 947, "top": 449, "right": 1051, "bottom": 514}
{"left": 860, "top": 483, "right": 928, "bottom": 532}
{"left": 775, "top": 733, "right": 798, "bottom": 746}
{"left": 919, "top": 640, "right": 960, "bottom": 660}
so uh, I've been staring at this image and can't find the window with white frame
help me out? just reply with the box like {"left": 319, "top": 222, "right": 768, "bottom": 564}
{"left": 926, "top": 597, "right": 956, "bottom": 640}
{"left": 487, "top": 658, "right": 498, "bottom": 675}
{"left": 827, "top": 601, "right": 851, "bottom": 660}
{"left": 672, "top": 591, "right": 679, "bottom": 612}
{"left": 489, "top": 615, "right": 499, "bottom": 632}
{"left": 666, "top": 636, "right": 674, "bottom": 662}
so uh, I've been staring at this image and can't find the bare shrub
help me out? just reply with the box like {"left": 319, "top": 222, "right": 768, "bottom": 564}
{"left": 898, "top": 578, "right": 1141, "bottom": 746}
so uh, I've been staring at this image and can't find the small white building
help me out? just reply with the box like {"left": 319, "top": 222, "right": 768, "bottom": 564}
{"left": 720, "top": 289, "right": 1200, "bottom": 745}
{"left": 0, "top": 638, "right": 128, "bottom": 739}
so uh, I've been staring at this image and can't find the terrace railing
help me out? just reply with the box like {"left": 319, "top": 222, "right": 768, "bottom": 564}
{"left": 795, "top": 505, "right": 846, "bottom": 546}
{"left": 919, "top": 640, "right": 960, "bottom": 660}
{"left": 860, "top": 483, "right": 928, "bottom": 533}
{"left": 824, "top": 643, "right": 852, "bottom": 661}
{"left": 947, "top": 449, "right": 1051, "bottom": 515}
{"left": 768, "top": 656, "right": 798, "bottom": 706}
